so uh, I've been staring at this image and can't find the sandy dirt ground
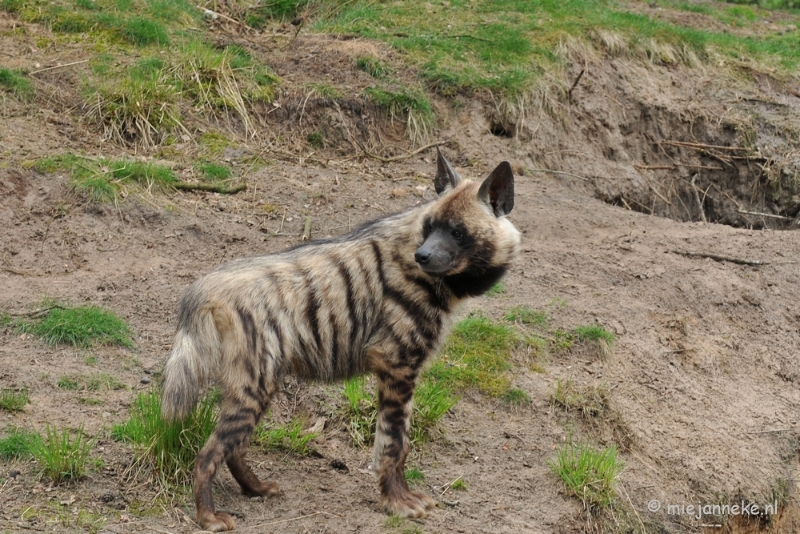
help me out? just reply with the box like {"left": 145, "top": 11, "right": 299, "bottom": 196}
{"left": 2, "top": 7, "right": 800, "bottom": 534}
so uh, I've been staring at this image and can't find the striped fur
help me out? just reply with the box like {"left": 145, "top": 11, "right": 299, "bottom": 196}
{"left": 161, "top": 149, "right": 521, "bottom": 532}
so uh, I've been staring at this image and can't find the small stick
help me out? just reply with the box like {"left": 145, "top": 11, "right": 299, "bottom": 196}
{"left": 194, "top": 5, "right": 250, "bottom": 28}
{"left": 357, "top": 141, "right": 442, "bottom": 163}
{"left": 2, "top": 267, "right": 33, "bottom": 276}
{"left": 567, "top": 68, "right": 585, "bottom": 102}
{"left": 658, "top": 140, "right": 752, "bottom": 152}
{"left": 691, "top": 175, "right": 707, "bottom": 223}
{"left": 648, "top": 183, "right": 673, "bottom": 207}
{"left": 526, "top": 168, "right": 590, "bottom": 181}
{"left": 670, "top": 250, "right": 768, "bottom": 266}
{"left": 29, "top": 59, "right": 89, "bottom": 75}
{"left": 748, "top": 428, "right": 791, "bottom": 434}
{"left": 302, "top": 216, "right": 312, "bottom": 241}
{"left": 174, "top": 182, "right": 247, "bottom": 194}
{"left": 738, "top": 208, "right": 791, "bottom": 220}
{"left": 6, "top": 305, "right": 65, "bottom": 317}
{"left": 634, "top": 164, "right": 723, "bottom": 171}
{"left": 503, "top": 431, "right": 526, "bottom": 445}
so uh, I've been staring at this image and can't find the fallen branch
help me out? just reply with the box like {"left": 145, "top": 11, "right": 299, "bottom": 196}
{"left": 634, "top": 164, "right": 723, "bottom": 171}
{"left": 670, "top": 250, "right": 768, "bottom": 266}
{"left": 174, "top": 182, "right": 247, "bottom": 194}
{"left": 357, "top": 141, "right": 442, "bottom": 163}
{"left": 526, "top": 168, "right": 590, "bottom": 181}
{"left": 302, "top": 216, "right": 312, "bottom": 241}
{"left": 29, "top": 59, "right": 90, "bottom": 75}
{"left": 738, "top": 208, "right": 792, "bottom": 220}
{"left": 658, "top": 140, "right": 752, "bottom": 152}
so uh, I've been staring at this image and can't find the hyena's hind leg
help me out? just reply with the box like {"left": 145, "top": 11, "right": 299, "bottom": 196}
{"left": 370, "top": 351, "right": 436, "bottom": 518}
{"left": 193, "top": 397, "right": 269, "bottom": 531}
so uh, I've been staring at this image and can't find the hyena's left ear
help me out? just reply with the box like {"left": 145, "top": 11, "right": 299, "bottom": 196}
{"left": 478, "top": 161, "right": 515, "bottom": 217}
{"left": 434, "top": 146, "right": 463, "bottom": 195}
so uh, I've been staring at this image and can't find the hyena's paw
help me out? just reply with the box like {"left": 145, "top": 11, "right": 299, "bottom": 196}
{"left": 242, "top": 480, "right": 281, "bottom": 498}
{"left": 197, "top": 510, "right": 236, "bottom": 532}
{"left": 384, "top": 490, "right": 436, "bottom": 518}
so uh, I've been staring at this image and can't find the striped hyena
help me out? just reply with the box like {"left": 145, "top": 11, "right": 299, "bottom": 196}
{"left": 161, "top": 148, "right": 521, "bottom": 532}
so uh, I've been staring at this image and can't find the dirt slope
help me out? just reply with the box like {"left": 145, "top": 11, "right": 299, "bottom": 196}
{"left": 2, "top": 10, "right": 800, "bottom": 534}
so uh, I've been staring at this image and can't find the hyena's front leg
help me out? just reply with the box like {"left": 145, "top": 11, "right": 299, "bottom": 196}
{"left": 372, "top": 364, "right": 436, "bottom": 517}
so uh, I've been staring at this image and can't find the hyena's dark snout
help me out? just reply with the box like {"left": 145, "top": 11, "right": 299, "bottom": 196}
{"left": 415, "top": 232, "right": 455, "bottom": 274}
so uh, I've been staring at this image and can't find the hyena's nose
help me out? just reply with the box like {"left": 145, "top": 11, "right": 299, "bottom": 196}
{"left": 415, "top": 249, "right": 431, "bottom": 265}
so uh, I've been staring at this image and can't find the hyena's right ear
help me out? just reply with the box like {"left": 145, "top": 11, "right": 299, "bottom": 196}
{"left": 434, "top": 146, "right": 463, "bottom": 195}
{"left": 478, "top": 161, "right": 515, "bottom": 217}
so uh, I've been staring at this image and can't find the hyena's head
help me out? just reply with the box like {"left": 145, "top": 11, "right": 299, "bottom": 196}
{"left": 415, "top": 148, "right": 521, "bottom": 298}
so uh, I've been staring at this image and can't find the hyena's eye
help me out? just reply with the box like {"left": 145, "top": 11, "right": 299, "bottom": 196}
{"left": 423, "top": 221, "right": 433, "bottom": 238}
{"left": 451, "top": 229, "right": 463, "bottom": 241}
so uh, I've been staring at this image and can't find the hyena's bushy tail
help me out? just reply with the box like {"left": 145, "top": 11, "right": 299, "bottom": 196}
{"left": 161, "top": 306, "right": 220, "bottom": 421}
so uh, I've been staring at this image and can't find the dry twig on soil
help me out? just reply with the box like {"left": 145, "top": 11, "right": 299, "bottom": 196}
{"left": 670, "top": 250, "right": 768, "bottom": 266}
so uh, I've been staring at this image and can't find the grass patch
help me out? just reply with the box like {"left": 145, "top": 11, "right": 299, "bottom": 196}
{"left": 254, "top": 417, "right": 318, "bottom": 456}
{"left": 341, "top": 374, "right": 456, "bottom": 446}
{"left": 18, "top": 304, "right": 133, "bottom": 347}
{"left": 33, "top": 425, "right": 95, "bottom": 484}
{"left": 0, "top": 68, "right": 33, "bottom": 101}
{"left": 0, "top": 388, "right": 29, "bottom": 412}
{"left": 549, "top": 438, "right": 622, "bottom": 511}
{"left": 111, "top": 390, "right": 218, "bottom": 487}
{"left": 504, "top": 306, "right": 547, "bottom": 326}
{"left": 501, "top": 388, "right": 531, "bottom": 406}
{"left": 551, "top": 379, "right": 609, "bottom": 417}
{"left": 424, "top": 316, "right": 517, "bottom": 397}
{"left": 58, "top": 373, "right": 125, "bottom": 392}
{"left": 404, "top": 467, "right": 424, "bottom": 485}
{"left": 573, "top": 324, "right": 615, "bottom": 355}
{"left": 306, "top": 131, "right": 324, "bottom": 148}
{"left": 364, "top": 86, "right": 434, "bottom": 143}
{"left": 341, "top": 375, "right": 376, "bottom": 447}
{"left": 195, "top": 162, "right": 233, "bottom": 182}
{"left": 35, "top": 155, "right": 177, "bottom": 201}
{"left": 451, "top": 477, "right": 467, "bottom": 491}
{"left": 318, "top": 0, "right": 800, "bottom": 101}
{"left": 0, "top": 427, "right": 42, "bottom": 459}
{"left": 410, "top": 380, "right": 457, "bottom": 443}
{"left": 485, "top": 280, "right": 506, "bottom": 297}
{"left": 356, "top": 55, "right": 391, "bottom": 79}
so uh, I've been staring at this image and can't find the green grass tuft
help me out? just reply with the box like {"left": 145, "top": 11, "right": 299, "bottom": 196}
{"left": 0, "top": 68, "right": 34, "bottom": 101}
{"left": 0, "top": 388, "right": 29, "bottom": 412}
{"left": 549, "top": 439, "right": 622, "bottom": 510}
{"left": 111, "top": 390, "right": 218, "bottom": 487}
{"left": 364, "top": 86, "right": 434, "bottom": 143}
{"left": 19, "top": 305, "right": 133, "bottom": 348}
{"left": 451, "top": 477, "right": 467, "bottom": 491}
{"left": 58, "top": 373, "right": 125, "bottom": 392}
{"left": 0, "top": 427, "right": 42, "bottom": 459}
{"left": 33, "top": 425, "right": 95, "bottom": 484}
{"left": 424, "top": 316, "right": 516, "bottom": 397}
{"left": 485, "top": 281, "right": 506, "bottom": 297}
{"left": 306, "top": 131, "right": 324, "bottom": 148}
{"left": 195, "top": 162, "right": 232, "bottom": 182}
{"left": 341, "top": 376, "right": 377, "bottom": 447}
{"left": 411, "top": 379, "right": 457, "bottom": 443}
{"left": 573, "top": 324, "right": 615, "bottom": 355}
{"left": 501, "top": 388, "right": 531, "bottom": 406}
{"left": 356, "top": 55, "right": 391, "bottom": 79}
{"left": 404, "top": 467, "right": 425, "bottom": 484}
{"left": 119, "top": 17, "right": 170, "bottom": 46}
{"left": 34, "top": 154, "right": 177, "bottom": 201}
{"left": 504, "top": 306, "right": 547, "bottom": 326}
{"left": 254, "top": 417, "right": 318, "bottom": 456}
